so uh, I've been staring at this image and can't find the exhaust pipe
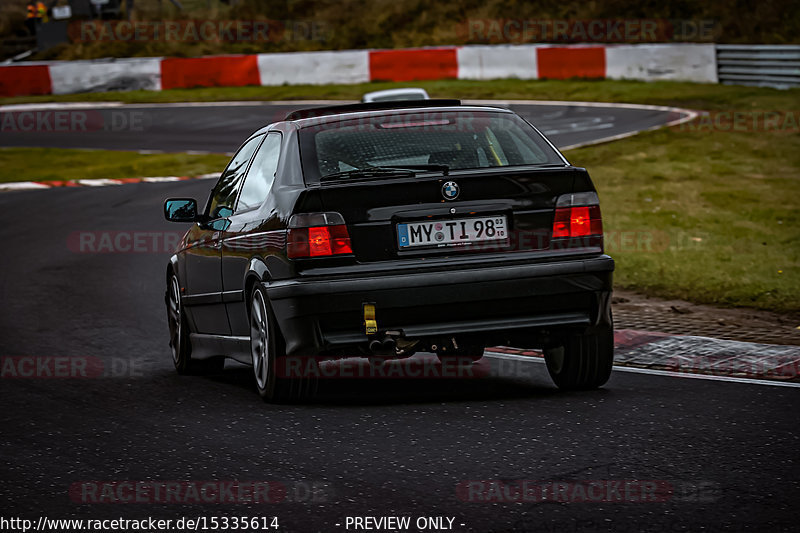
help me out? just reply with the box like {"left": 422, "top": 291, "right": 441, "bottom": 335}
{"left": 369, "top": 339, "right": 384, "bottom": 352}
{"left": 382, "top": 337, "right": 396, "bottom": 352}
{"left": 368, "top": 336, "right": 397, "bottom": 353}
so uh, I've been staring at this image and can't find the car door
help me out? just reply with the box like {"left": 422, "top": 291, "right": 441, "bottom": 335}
{"left": 182, "top": 134, "right": 263, "bottom": 335}
{"left": 221, "top": 132, "right": 283, "bottom": 336}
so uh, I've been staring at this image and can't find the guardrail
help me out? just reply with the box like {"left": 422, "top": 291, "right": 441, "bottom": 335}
{"left": 716, "top": 44, "right": 800, "bottom": 89}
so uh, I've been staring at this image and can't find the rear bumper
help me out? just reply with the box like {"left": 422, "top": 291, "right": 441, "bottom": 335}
{"left": 267, "top": 255, "right": 614, "bottom": 356}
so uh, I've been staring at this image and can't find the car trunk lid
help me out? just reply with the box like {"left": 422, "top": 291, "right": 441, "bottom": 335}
{"left": 309, "top": 165, "right": 593, "bottom": 263}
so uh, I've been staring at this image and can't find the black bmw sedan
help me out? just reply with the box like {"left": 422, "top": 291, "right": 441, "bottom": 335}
{"left": 164, "top": 100, "right": 614, "bottom": 402}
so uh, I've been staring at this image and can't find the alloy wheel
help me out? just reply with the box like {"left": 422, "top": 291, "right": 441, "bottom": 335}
{"left": 250, "top": 290, "right": 270, "bottom": 390}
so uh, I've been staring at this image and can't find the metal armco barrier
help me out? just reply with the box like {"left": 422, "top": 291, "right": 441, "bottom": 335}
{"left": 716, "top": 44, "right": 800, "bottom": 88}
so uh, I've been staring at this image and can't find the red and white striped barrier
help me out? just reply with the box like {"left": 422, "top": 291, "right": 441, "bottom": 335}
{"left": 0, "top": 44, "right": 717, "bottom": 98}
{"left": 258, "top": 50, "right": 370, "bottom": 85}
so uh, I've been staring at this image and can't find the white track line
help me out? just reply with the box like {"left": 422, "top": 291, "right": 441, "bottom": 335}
{"left": 558, "top": 110, "right": 700, "bottom": 151}
{"left": 484, "top": 351, "right": 800, "bottom": 389}
{"left": 465, "top": 99, "right": 694, "bottom": 113}
{"left": 467, "top": 99, "right": 699, "bottom": 150}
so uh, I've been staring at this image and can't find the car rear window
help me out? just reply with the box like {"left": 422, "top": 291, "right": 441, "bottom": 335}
{"left": 298, "top": 110, "right": 563, "bottom": 181}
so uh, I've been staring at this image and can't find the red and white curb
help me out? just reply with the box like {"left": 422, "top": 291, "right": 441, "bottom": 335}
{"left": 0, "top": 172, "right": 218, "bottom": 192}
{"left": 486, "top": 329, "right": 800, "bottom": 387}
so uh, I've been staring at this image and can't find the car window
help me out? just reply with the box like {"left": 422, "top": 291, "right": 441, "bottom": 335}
{"left": 236, "top": 132, "right": 282, "bottom": 213}
{"left": 497, "top": 127, "right": 547, "bottom": 163}
{"left": 207, "top": 135, "right": 263, "bottom": 219}
{"left": 299, "top": 111, "right": 562, "bottom": 181}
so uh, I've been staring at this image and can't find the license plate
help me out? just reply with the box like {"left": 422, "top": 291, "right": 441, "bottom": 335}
{"left": 397, "top": 215, "right": 508, "bottom": 249}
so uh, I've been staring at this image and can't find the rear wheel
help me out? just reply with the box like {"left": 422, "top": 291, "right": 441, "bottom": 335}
{"left": 250, "top": 283, "right": 317, "bottom": 402}
{"left": 544, "top": 326, "right": 614, "bottom": 390}
{"left": 167, "top": 274, "right": 224, "bottom": 375}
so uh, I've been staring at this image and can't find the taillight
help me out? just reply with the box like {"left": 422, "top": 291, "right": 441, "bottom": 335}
{"left": 552, "top": 192, "right": 603, "bottom": 239}
{"left": 552, "top": 205, "right": 602, "bottom": 238}
{"left": 287, "top": 213, "right": 353, "bottom": 259}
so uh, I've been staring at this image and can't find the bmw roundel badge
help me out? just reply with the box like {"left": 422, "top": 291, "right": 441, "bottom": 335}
{"left": 442, "top": 181, "right": 460, "bottom": 201}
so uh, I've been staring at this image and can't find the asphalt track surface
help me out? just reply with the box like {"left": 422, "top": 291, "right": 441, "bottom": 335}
{"left": 1, "top": 103, "right": 798, "bottom": 532}
{"left": 0, "top": 101, "right": 685, "bottom": 153}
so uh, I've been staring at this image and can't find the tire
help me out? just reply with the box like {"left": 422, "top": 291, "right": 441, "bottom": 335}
{"left": 544, "top": 326, "right": 614, "bottom": 390}
{"left": 167, "top": 274, "right": 224, "bottom": 375}
{"left": 249, "top": 283, "right": 317, "bottom": 402}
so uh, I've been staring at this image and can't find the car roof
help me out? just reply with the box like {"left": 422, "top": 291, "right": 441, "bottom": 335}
{"left": 283, "top": 101, "right": 514, "bottom": 128}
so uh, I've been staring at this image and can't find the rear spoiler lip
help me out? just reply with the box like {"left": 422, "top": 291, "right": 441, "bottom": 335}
{"left": 285, "top": 100, "right": 463, "bottom": 121}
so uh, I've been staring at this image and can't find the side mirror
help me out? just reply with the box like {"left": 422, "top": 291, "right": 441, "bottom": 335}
{"left": 164, "top": 198, "right": 198, "bottom": 222}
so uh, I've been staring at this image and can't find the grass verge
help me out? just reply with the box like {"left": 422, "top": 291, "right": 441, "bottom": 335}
{"left": 567, "top": 125, "right": 800, "bottom": 314}
{"left": 2, "top": 79, "right": 799, "bottom": 112}
{"left": 0, "top": 148, "right": 227, "bottom": 183}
